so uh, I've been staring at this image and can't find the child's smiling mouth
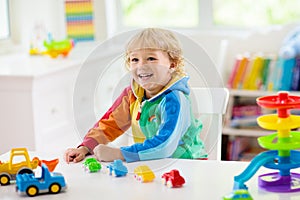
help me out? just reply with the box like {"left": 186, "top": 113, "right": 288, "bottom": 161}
{"left": 138, "top": 73, "right": 153, "bottom": 80}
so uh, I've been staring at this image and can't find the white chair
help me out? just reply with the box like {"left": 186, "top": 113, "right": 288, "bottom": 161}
{"left": 190, "top": 87, "right": 229, "bottom": 160}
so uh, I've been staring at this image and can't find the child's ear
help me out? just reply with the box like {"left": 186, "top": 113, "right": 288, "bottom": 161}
{"left": 169, "top": 63, "right": 175, "bottom": 73}
{"left": 170, "top": 63, "right": 175, "bottom": 68}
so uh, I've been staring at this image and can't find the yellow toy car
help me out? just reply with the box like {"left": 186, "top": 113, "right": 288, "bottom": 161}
{"left": 0, "top": 148, "right": 40, "bottom": 186}
{"left": 133, "top": 165, "right": 155, "bottom": 183}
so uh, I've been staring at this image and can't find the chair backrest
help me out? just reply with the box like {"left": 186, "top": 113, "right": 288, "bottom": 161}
{"left": 190, "top": 87, "right": 229, "bottom": 160}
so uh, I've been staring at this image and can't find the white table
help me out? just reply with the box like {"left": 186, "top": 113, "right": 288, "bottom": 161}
{"left": 1, "top": 151, "right": 300, "bottom": 200}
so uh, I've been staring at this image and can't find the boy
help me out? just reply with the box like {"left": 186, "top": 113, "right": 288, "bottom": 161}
{"left": 65, "top": 28, "right": 207, "bottom": 163}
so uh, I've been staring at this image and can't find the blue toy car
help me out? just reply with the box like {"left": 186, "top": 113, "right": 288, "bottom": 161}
{"left": 16, "top": 164, "right": 66, "bottom": 197}
{"left": 106, "top": 159, "right": 128, "bottom": 177}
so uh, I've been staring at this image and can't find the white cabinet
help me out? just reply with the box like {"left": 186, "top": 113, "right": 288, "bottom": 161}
{"left": 0, "top": 54, "right": 82, "bottom": 154}
{"left": 0, "top": 50, "right": 131, "bottom": 154}
{"left": 0, "top": 76, "right": 35, "bottom": 154}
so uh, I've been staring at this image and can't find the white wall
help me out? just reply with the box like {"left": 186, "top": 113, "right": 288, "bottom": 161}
{"left": 5, "top": 1, "right": 300, "bottom": 83}
{"left": 10, "top": 0, "right": 63, "bottom": 47}
{"left": 9, "top": 0, "right": 107, "bottom": 50}
{"left": 188, "top": 24, "right": 300, "bottom": 82}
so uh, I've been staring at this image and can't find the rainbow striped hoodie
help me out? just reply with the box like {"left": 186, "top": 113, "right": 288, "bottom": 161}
{"left": 81, "top": 74, "right": 207, "bottom": 162}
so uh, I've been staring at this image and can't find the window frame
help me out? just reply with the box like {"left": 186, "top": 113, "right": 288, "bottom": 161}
{"left": 105, "top": 0, "right": 299, "bottom": 38}
{"left": 0, "top": 0, "right": 15, "bottom": 54}
{"left": 0, "top": 0, "right": 10, "bottom": 40}
{"left": 105, "top": 0, "right": 249, "bottom": 37}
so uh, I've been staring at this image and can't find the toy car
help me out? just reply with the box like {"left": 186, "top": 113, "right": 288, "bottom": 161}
{"left": 0, "top": 148, "right": 39, "bottom": 186}
{"left": 83, "top": 158, "right": 101, "bottom": 173}
{"left": 106, "top": 159, "right": 128, "bottom": 177}
{"left": 223, "top": 189, "right": 253, "bottom": 200}
{"left": 0, "top": 148, "right": 58, "bottom": 186}
{"left": 43, "top": 39, "right": 74, "bottom": 58}
{"left": 134, "top": 165, "right": 155, "bottom": 183}
{"left": 16, "top": 164, "right": 66, "bottom": 197}
{"left": 161, "top": 169, "right": 185, "bottom": 188}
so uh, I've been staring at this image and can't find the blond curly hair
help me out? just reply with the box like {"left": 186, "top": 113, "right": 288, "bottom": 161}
{"left": 125, "top": 28, "right": 185, "bottom": 75}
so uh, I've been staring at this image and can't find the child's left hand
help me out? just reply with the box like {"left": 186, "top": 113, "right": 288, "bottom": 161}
{"left": 93, "top": 144, "right": 124, "bottom": 162}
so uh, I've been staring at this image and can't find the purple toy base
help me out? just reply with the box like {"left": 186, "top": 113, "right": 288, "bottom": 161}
{"left": 258, "top": 172, "right": 300, "bottom": 192}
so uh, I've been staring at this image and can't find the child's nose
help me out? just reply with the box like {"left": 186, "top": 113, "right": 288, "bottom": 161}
{"left": 142, "top": 59, "right": 148, "bottom": 65}
{"left": 138, "top": 59, "right": 147, "bottom": 67}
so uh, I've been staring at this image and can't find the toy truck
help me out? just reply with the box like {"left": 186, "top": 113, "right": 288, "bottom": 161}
{"left": 106, "top": 159, "right": 128, "bottom": 177}
{"left": 16, "top": 164, "right": 66, "bottom": 197}
{"left": 0, "top": 148, "right": 40, "bottom": 185}
{"left": 161, "top": 169, "right": 185, "bottom": 188}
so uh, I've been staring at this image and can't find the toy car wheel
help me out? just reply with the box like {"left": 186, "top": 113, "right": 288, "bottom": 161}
{"left": 50, "top": 53, "right": 58, "bottom": 58}
{"left": 0, "top": 174, "right": 10, "bottom": 185}
{"left": 26, "top": 185, "right": 38, "bottom": 197}
{"left": 18, "top": 168, "right": 34, "bottom": 175}
{"left": 112, "top": 171, "right": 116, "bottom": 177}
{"left": 161, "top": 178, "right": 166, "bottom": 185}
{"left": 62, "top": 52, "right": 69, "bottom": 57}
{"left": 167, "top": 180, "right": 173, "bottom": 188}
{"left": 49, "top": 183, "right": 61, "bottom": 194}
{"left": 138, "top": 176, "right": 144, "bottom": 183}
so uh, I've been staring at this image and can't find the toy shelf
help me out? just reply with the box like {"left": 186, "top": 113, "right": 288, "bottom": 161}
{"left": 223, "top": 127, "right": 272, "bottom": 137}
{"left": 221, "top": 89, "right": 300, "bottom": 161}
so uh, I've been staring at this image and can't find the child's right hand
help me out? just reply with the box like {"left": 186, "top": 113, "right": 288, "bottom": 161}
{"left": 64, "top": 146, "right": 89, "bottom": 163}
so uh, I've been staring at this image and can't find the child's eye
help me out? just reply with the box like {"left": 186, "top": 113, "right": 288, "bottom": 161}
{"left": 131, "top": 58, "right": 139, "bottom": 62}
{"left": 147, "top": 57, "right": 157, "bottom": 61}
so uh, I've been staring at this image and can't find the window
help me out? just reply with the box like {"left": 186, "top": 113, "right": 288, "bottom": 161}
{"left": 213, "top": 0, "right": 300, "bottom": 28}
{"left": 107, "top": 0, "right": 300, "bottom": 36}
{"left": 0, "top": 0, "right": 10, "bottom": 40}
{"left": 120, "top": 0, "right": 199, "bottom": 28}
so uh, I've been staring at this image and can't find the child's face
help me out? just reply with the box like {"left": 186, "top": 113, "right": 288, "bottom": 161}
{"left": 128, "top": 49, "right": 174, "bottom": 98}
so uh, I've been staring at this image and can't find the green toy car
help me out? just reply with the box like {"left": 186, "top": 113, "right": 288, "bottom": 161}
{"left": 223, "top": 189, "right": 253, "bottom": 200}
{"left": 83, "top": 158, "right": 101, "bottom": 173}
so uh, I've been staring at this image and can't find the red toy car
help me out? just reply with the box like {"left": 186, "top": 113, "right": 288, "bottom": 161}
{"left": 161, "top": 169, "right": 185, "bottom": 188}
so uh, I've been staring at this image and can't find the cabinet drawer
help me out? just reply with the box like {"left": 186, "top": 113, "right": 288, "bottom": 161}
{"left": 34, "top": 88, "right": 72, "bottom": 132}
{"left": 35, "top": 124, "right": 81, "bottom": 153}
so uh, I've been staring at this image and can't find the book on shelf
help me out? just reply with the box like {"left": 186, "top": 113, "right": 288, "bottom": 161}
{"left": 227, "top": 56, "right": 241, "bottom": 88}
{"left": 228, "top": 52, "right": 300, "bottom": 92}
{"left": 232, "top": 104, "right": 262, "bottom": 118}
{"left": 243, "top": 55, "right": 264, "bottom": 90}
{"left": 230, "top": 116, "right": 258, "bottom": 128}
{"left": 278, "top": 57, "right": 296, "bottom": 91}
{"left": 260, "top": 57, "right": 271, "bottom": 90}
{"left": 228, "top": 55, "right": 250, "bottom": 89}
{"left": 231, "top": 103, "right": 262, "bottom": 128}
{"left": 226, "top": 136, "right": 251, "bottom": 161}
{"left": 239, "top": 147, "right": 265, "bottom": 161}
{"left": 266, "top": 56, "right": 277, "bottom": 91}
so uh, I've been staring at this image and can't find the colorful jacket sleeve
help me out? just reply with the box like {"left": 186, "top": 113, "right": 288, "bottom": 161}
{"left": 120, "top": 91, "right": 191, "bottom": 162}
{"left": 80, "top": 86, "right": 133, "bottom": 152}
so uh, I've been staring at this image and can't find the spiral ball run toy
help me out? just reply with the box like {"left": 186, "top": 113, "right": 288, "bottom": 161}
{"left": 224, "top": 91, "right": 300, "bottom": 199}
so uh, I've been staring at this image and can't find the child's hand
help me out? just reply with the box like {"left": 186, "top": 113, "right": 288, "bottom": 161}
{"left": 93, "top": 144, "right": 124, "bottom": 162}
{"left": 64, "top": 146, "right": 89, "bottom": 163}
